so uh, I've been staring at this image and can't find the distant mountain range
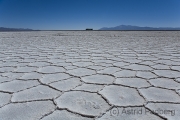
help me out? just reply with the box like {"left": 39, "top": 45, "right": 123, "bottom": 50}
{"left": 99, "top": 25, "right": 180, "bottom": 30}
{"left": 0, "top": 27, "right": 35, "bottom": 31}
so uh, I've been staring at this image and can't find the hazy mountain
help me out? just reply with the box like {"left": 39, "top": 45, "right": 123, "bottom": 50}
{"left": 0, "top": 27, "right": 34, "bottom": 31}
{"left": 99, "top": 25, "right": 180, "bottom": 30}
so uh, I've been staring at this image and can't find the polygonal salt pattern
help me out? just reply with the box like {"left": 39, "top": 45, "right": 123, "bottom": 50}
{"left": 115, "top": 78, "right": 151, "bottom": 88}
{"left": 113, "top": 62, "right": 130, "bottom": 67}
{"left": 1, "top": 31, "right": 180, "bottom": 119}
{"left": 74, "top": 83, "right": 104, "bottom": 92}
{"left": 81, "top": 74, "right": 115, "bottom": 84}
{"left": 1, "top": 72, "right": 23, "bottom": 79}
{"left": 19, "top": 72, "right": 42, "bottom": 80}
{"left": 37, "top": 66, "right": 65, "bottom": 73}
{"left": 113, "top": 70, "right": 136, "bottom": 78}
{"left": 15, "top": 66, "right": 37, "bottom": 73}
{"left": 49, "top": 78, "right": 82, "bottom": 91}
{"left": 0, "top": 80, "right": 40, "bottom": 92}
{"left": 12, "top": 85, "right": 61, "bottom": 102}
{"left": 97, "top": 67, "right": 121, "bottom": 74}
{"left": 99, "top": 85, "right": 145, "bottom": 106}
{"left": 67, "top": 68, "right": 96, "bottom": 77}
{"left": 136, "top": 71, "right": 157, "bottom": 79}
{"left": 73, "top": 61, "right": 94, "bottom": 67}
{"left": 146, "top": 103, "right": 180, "bottom": 120}
{"left": 153, "top": 70, "right": 180, "bottom": 78}
{"left": 122, "top": 64, "right": 153, "bottom": 71}
{"left": 40, "top": 73, "right": 71, "bottom": 84}
{"left": 41, "top": 110, "right": 93, "bottom": 120}
{"left": 55, "top": 91, "right": 110, "bottom": 116}
{"left": 29, "top": 62, "right": 50, "bottom": 67}
{"left": 151, "top": 64, "right": 171, "bottom": 70}
{"left": 0, "top": 101, "right": 55, "bottom": 120}
{"left": 139, "top": 87, "right": 180, "bottom": 103}
{"left": 149, "top": 78, "right": 180, "bottom": 90}
{"left": 96, "top": 107, "right": 163, "bottom": 120}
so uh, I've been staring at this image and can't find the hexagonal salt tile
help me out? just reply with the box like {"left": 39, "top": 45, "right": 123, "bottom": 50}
{"left": 41, "top": 110, "right": 93, "bottom": 120}
{"left": 153, "top": 70, "right": 180, "bottom": 78}
{"left": 0, "top": 101, "right": 55, "bottom": 120}
{"left": 139, "top": 61, "right": 156, "bottom": 66}
{"left": 99, "top": 85, "right": 145, "bottom": 106}
{"left": 113, "top": 62, "right": 130, "bottom": 67}
{"left": 40, "top": 73, "right": 71, "bottom": 84}
{"left": 122, "top": 64, "right": 153, "bottom": 71}
{"left": 115, "top": 78, "right": 151, "bottom": 88}
{"left": 123, "top": 59, "right": 142, "bottom": 64}
{"left": 146, "top": 103, "right": 180, "bottom": 120}
{"left": 19, "top": 72, "right": 42, "bottom": 80}
{"left": 97, "top": 67, "right": 121, "bottom": 74}
{"left": 136, "top": 71, "right": 157, "bottom": 79}
{"left": 149, "top": 78, "right": 180, "bottom": 89}
{"left": 0, "top": 92, "right": 11, "bottom": 107}
{"left": 29, "top": 62, "right": 50, "bottom": 67}
{"left": 0, "top": 80, "right": 40, "bottom": 92}
{"left": 151, "top": 64, "right": 170, "bottom": 70}
{"left": 49, "top": 78, "right": 81, "bottom": 91}
{"left": 67, "top": 68, "right": 96, "bottom": 77}
{"left": 37, "top": 66, "right": 65, "bottom": 73}
{"left": 55, "top": 91, "right": 110, "bottom": 116}
{"left": 74, "top": 84, "right": 104, "bottom": 92}
{"left": 113, "top": 70, "right": 136, "bottom": 78}
{"left": 48, "top": 59, "right": 66, "bottom": 63}
{"left": 2, "top": 72, "right": 23, "bottom": 79}
{"left": 95, "top": 63, "right": 113, "bottom": 67}
{"left": 11, "top": 85, "right": 61, "bottom": 102}
{"left": 93, "top": 59, "right": 115, "bottom": 64}
{"left": 96, "top": 107, "right": 163, "bottom": 120}
{"left": 73, "top": 61, "right": 94, "bottom": 67}
{"left": 53, "top": 62, "right": 72, "bottom": 67}
{"left": 139, "top": 87, "right": 180, "bottom": 102}
{"left": 87, "top": 65, "right": 106, "bottom": 71}
{"left": 81, "top": 74, "right": 114, "bottom": 84}
{"left": 14, "top": 66, "right": 37, "bottom": 73}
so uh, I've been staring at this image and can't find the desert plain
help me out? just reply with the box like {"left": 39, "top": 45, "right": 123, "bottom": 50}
{"left": 0, "top": 31, "right": 180, "bottom": 120}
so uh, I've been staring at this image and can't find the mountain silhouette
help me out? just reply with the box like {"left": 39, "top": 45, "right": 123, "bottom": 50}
{"left": 99, "top": 25, "right": 180, "bottom": 30}
{"left": 0, "top": 27, "right": 35, "bottom": 31}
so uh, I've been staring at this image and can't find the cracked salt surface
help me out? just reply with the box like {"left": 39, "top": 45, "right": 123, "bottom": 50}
{"left": 81, "top": 74, "right": 114, "bottom": 84}
{"left": 0, "top": 101, "right": 55, "bottom": 120}
{"left": 0, "top": 31, "right": 180, "bottom": 119}
{"left": 41, "top": 110, "right": 93, "bottom": 120}
{"left": 115, "top": 78, "right": 151, "bottom": 88}
{"left": 55, "top": 91, "right": 110, "bottom": 116}
{"left": 12, "top": 85, "right": 61, "bottom": 102}
{"left": 99, "top": 85, "right": 145, "bottom": 106}
{"left": 96, "top": 107, "right": 163, "bottom": 120}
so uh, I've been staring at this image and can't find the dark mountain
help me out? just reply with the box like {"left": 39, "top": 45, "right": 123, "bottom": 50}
{"left": 99, "top": 25, "right": 180, "bottom": 30}
{"left": 0, "top": 27, "right": 35, "bottom": 31}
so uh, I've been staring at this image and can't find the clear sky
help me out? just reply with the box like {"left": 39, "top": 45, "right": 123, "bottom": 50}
{"left": 0, "top": 0, "right": 180, "bottom": 30}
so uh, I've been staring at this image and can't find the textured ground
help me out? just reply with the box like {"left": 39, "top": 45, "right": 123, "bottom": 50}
{"left": 0, "top": 31, "right": 180, "bottom": 120}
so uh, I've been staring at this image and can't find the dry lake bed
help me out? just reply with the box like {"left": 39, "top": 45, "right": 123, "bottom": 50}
{"left": 0, "top": 31, "right": 180, "bottom": 120}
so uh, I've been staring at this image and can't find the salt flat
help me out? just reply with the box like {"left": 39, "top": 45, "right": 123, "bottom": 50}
{"left": 0, "top": 31, "right": 180, "bottom": 120}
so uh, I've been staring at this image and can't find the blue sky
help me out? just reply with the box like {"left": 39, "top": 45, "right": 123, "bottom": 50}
{"left": 0, "top": 0, "right": 180, "bottom": 30}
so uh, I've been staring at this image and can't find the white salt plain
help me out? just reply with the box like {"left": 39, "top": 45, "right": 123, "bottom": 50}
{"left": 0, "top": 31, "right": 180, "bottom": 120}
